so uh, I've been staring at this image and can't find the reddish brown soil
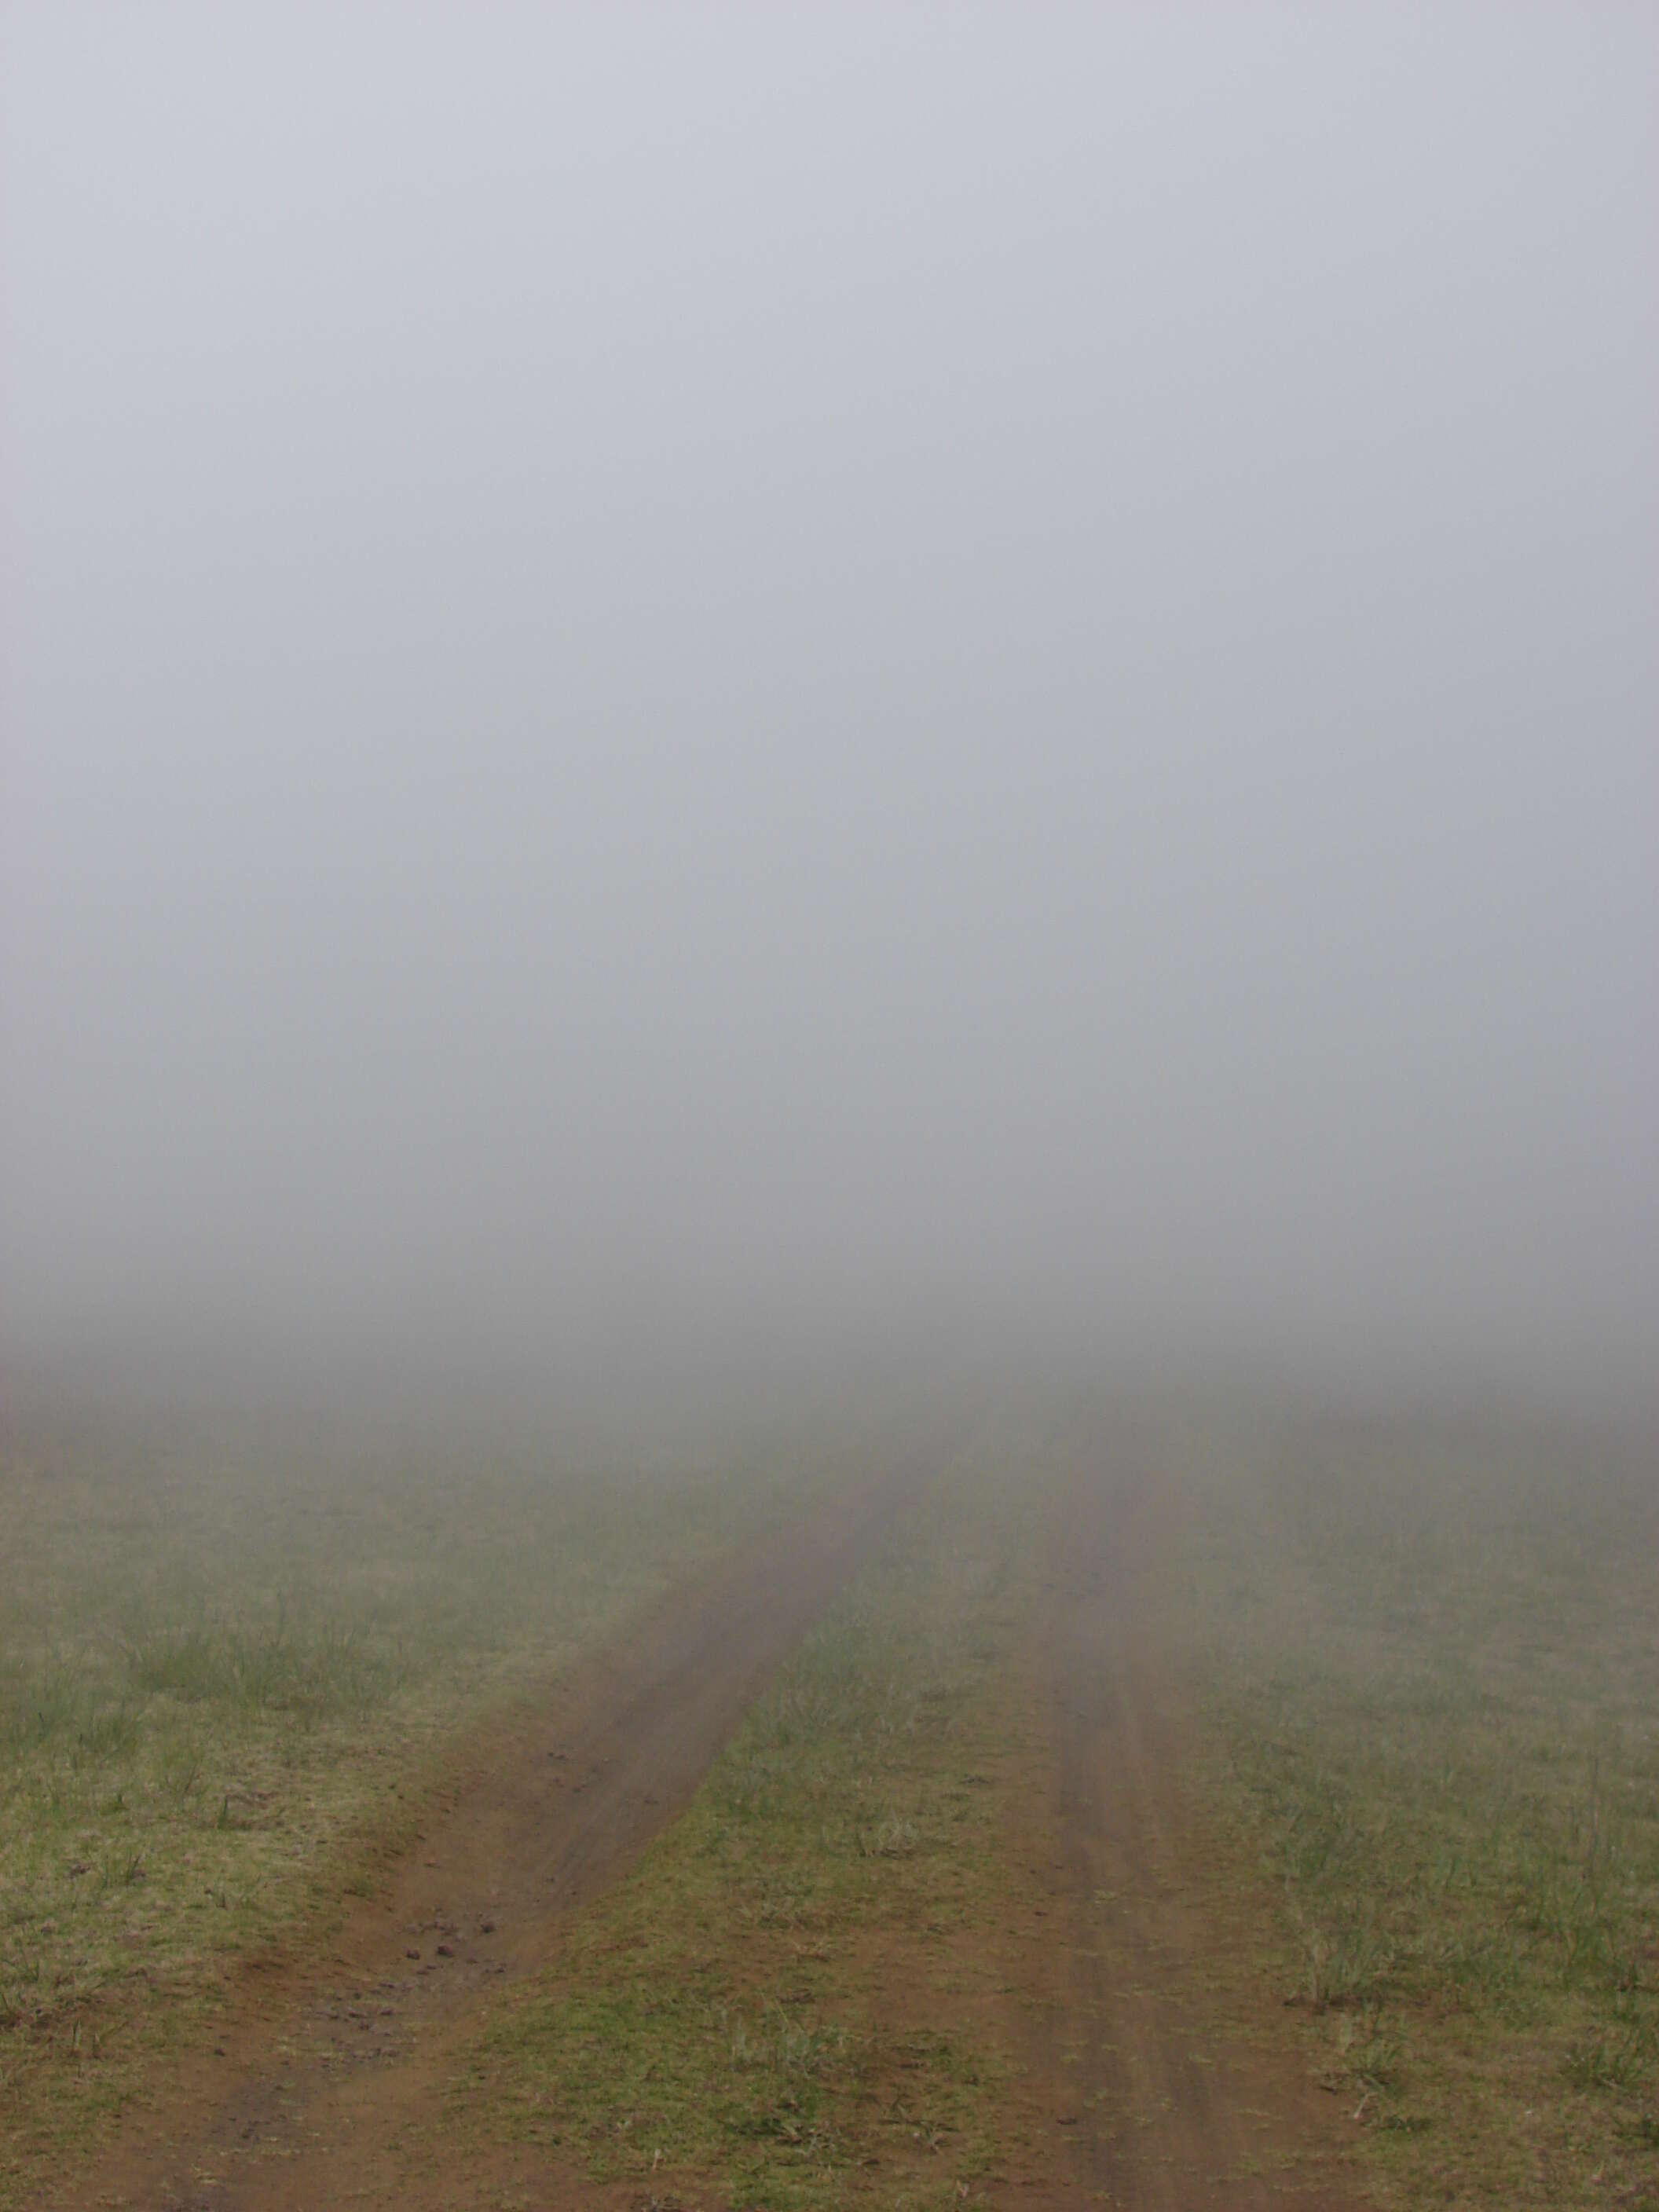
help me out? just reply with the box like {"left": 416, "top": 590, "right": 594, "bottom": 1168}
{"left": 68, "top": 1474, "right": 906, "bottom": 2212}
{"left": 989, "top": 1458, "right": 1373, "bottom": 2209}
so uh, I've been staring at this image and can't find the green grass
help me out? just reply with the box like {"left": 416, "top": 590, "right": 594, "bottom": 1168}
{"left": 1173, "top": 1414, "right": 1659, "bottom": 2210}
{"left": 452, "top": 1459, "right": 1044, "bottom": 2209}
{"left": 0, "top": 1423, "right": 812, "bottom": 2206}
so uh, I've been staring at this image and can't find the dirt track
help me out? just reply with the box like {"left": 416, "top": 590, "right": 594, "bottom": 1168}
{"left": 71, "top": 1474, "right": 907, "bottom": 2212}
{"left": 996, "top": 1457, "right": 1369, "bottom": 2209}
{"left": 69, "top": 1447, "right": 1372, "bottom": 2211}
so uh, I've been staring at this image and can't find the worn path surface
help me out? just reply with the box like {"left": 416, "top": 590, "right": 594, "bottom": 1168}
{"left": 995, "top": 1451, "right": 1371, "bottom": 2210}
{"left": 71, "top": 1473, "right": 909, "bottom": 2211}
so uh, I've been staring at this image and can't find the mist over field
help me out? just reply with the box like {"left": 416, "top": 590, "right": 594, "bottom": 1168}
{"left": 2, "top": 8, "right": 1654, "bottom": 1433}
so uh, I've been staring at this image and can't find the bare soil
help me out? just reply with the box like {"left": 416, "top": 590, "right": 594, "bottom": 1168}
{"left": 989, "top": 1454, "right": 1373, "bottom": 2209}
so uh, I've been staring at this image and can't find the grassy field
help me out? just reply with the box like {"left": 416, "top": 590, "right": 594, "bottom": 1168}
{"left": 0, "top": 1416, "right": 815, "bottom": 2200}
{"left": 1174, "top": 1412, "right": 1659, "bottom": 2210}
{"left": 5, "top": 1399, "right": 1652, "bottom": 2211}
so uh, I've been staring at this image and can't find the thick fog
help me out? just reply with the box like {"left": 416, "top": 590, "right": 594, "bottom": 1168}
{"left": 3, "top": 9, "right": 1654, "bottom": 1425}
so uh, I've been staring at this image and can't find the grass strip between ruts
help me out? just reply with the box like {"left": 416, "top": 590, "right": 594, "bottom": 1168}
{"left": 450, "top": 1468, "right": 1043, "bottom": 2210}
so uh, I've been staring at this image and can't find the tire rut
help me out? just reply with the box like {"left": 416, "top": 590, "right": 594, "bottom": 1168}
{"left": 999, "top": 1443, "right": 1372, "bottom": 2210}
{"left": 71, "top": 1471, "right": 912, "bottom": 2211}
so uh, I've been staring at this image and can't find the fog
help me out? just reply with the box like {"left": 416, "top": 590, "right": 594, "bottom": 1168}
{"left": 3, "top": 8, "right": 1654, "bottom": 1430}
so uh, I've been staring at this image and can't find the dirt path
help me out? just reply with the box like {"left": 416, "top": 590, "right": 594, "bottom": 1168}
{"left": 71, "top": 1471, "right": 910, "bottom": 2211}
{"left": 70, "top": 1437, "right": 1376, "bottom": 2211}
{"left": 995, "top": 1448, "right": 1372, "bottom": 2210}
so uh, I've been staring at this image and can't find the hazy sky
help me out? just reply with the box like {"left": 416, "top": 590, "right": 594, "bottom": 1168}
{"left": 3, "top": 7, "right": 1654, "bottom": 1417}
